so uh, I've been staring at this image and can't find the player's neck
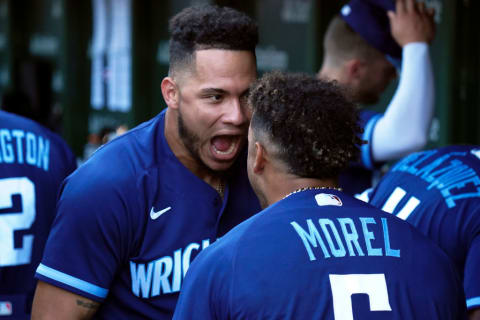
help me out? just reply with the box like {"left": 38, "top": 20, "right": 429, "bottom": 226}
{"left": 265, "top": 173, "right": 340, "bottom": 207}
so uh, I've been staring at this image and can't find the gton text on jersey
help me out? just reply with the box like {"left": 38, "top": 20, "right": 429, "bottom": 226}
{"left": 0, "top": 129, "right": 50, "bottom": 171}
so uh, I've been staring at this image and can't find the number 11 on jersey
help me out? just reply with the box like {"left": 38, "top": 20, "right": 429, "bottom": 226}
{"left": 381, "top": 187, "right": 420, "bottom": 220}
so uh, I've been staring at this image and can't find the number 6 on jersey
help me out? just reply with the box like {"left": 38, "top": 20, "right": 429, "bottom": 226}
{"left": 329, "top": 273, "right": 392, "bottom": 320}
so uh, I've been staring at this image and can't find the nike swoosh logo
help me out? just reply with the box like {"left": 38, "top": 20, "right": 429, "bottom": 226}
{"left": 150, "top": 206, "right": 171, "bottom": 220}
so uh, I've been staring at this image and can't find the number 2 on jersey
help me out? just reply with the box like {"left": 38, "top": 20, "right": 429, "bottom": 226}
{"left": 0, "top": 177, "right": 36, "bottom": 267}
{"left": 329, "top": 274, "right": 392, "bottom": 320}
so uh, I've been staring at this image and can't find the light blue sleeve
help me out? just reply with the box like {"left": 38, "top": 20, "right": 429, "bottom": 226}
{"left": 465, "top": 234, "right": 480, "bottom": 310}
{"left": 360, "top": 113, "right": 383, "bottom": 170}
{"left": 35, "top": 153, "right": 141, "bottom": 302}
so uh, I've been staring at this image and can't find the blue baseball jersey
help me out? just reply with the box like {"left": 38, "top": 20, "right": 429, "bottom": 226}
{"left": 367, "top": 145, "right": 480, "bottom": 311}
{"left": 0, "top": 111, "right": 76, "bottom": 318}
{"left": 173, "top": 189, "right": 466, "bottom": 320}
{"left": 35, "top": 110, "right": 261, "bottom": 319}
{"left": 340, "top": 109, "right": 383, "bottom": 195}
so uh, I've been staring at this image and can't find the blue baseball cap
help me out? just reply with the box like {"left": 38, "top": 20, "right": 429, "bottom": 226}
{"left": 340, "top": 0, "right": 402, "bottom": 68}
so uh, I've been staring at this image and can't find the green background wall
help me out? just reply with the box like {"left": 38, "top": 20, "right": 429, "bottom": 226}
{"left": 0, "top": 0, "right": 478, "bottom": 157}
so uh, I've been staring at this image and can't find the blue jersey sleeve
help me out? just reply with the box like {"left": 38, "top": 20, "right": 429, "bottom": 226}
{"left": 339, "top": 111, "right": 383, "bottom": 195}
{"left": 465, "top": 234, "right": 480, "bottom": 310}
{"left": 358, "top": 110, "right": 383, "bottom": 170}
{"left": 173, "top": 241, "right": 232, "bottom": 319}
{"left": 35, "top": 154, "right": 142, "bottom": 302}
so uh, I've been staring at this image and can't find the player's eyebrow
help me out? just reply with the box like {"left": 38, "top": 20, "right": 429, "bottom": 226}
{"left": 240, "top": 88, "right": 250, "bottom": 97}
{"left": 199, "top": 88, "right": 227, "bottom": 95}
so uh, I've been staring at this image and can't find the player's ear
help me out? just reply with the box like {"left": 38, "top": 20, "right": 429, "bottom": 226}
{"left": 161, "top": 77, "right": 179, "bottom": 109}
{"left": 345, "top": 59, "right": 363, "bottom": 81}
{"left": 252, "top": 142, "right": 266, "bottom": 174}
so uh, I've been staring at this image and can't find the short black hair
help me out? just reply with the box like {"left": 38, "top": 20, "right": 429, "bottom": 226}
{"left": 248, "top": 72, "right": 364, "bottom": 180}
{"left": 168, "top": 5, "right": 258, "bottom": 76}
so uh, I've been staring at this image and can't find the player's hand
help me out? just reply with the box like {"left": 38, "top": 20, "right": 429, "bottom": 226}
{"left": 387, "top": 0, "right": 436, "bottom": 46}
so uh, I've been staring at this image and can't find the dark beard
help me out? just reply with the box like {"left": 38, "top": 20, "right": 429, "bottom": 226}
{"left": 178, "top": 111, "right": 202, "bottom": 165}
{"left": 177, "top": 111, "right": 230, "bottom": 176}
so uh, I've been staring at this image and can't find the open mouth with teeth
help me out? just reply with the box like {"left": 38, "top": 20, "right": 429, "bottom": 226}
{"left": 210, "top": 135, "right": 243, "bottom": 160}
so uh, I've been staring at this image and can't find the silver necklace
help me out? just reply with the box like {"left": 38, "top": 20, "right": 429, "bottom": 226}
{"left": 215, "top": 180, "right": 225, "bottom": 199}
{"left": 282, "top": 186, "right": 343, "bottom": 200}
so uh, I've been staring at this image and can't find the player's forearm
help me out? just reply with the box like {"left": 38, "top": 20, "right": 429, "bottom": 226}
{"left": 372, "top": 42, "right": 434, "bottom": 162}
{"left": 31, "top": 281, "right": 100, "bottom": 320}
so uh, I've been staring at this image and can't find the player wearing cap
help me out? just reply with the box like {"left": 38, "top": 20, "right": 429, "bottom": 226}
{"left": 173, "top": 72, "right": 466, "bottom": 320}
{"left": 31, "top": 5, "right": 260, "bottom": 319}
{"left": 0, "top": 111, "right": 76, "bottom": 319}
{"left": 318, "top": 0, "right": 436, "bottom": 195}
{"left": 364, "top": 145, "right": 480, "bottom": 319}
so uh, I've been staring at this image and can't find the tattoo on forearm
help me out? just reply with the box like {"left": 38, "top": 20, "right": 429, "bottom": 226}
{"left": 76, "top": 299, "right": 99, "bottom": 310}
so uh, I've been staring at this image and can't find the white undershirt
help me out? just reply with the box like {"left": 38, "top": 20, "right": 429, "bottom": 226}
{"left": 371, "top": 42, "right": 434, "bottom": 162}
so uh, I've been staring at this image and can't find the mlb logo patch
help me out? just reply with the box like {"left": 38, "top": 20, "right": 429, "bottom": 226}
{"left": 0, "top": 301, "right": 12, "bottom": 316}
{"left": 315, "top": 193, "right": 343, "bottom": 207}
{"left": 471, "top": 148, "right": 480, "bottom": 160}
{"left": 341, "top": 4, "right": 352, "bottom": 16}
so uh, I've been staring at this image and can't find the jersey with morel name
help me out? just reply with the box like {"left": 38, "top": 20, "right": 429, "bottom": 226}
{"left": 173, "top": 189, "right": 466, "bottom": 320}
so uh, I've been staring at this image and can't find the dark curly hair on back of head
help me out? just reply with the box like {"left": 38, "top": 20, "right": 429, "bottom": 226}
{"left": 168, "top": 5, "right": 258, "bottom": 77}
{"left": 248, "top": 71, "right": 364, "bottom": 180}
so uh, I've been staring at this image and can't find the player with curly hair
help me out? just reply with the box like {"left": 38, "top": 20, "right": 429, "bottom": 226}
{"left": 32, "top": 5, "right": 260, "bottom": 319}
{"left": 245, "top": 72, "right": 363, "bottom": 208}
{"left": 173, "top": 72, "right": 466, "bottom": 320}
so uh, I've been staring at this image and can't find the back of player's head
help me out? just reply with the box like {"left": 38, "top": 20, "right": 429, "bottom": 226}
{"left": 324, "top": 0, "right": 402, "bottom": 68}
{"left": 248, "top": 71, "right": 364, "bottom": 180}
{"left": 168, "top": 5, "right": 258, "bottom": 78}
{"left": 323, "top": 16, "right": 383, "bottom": 67}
